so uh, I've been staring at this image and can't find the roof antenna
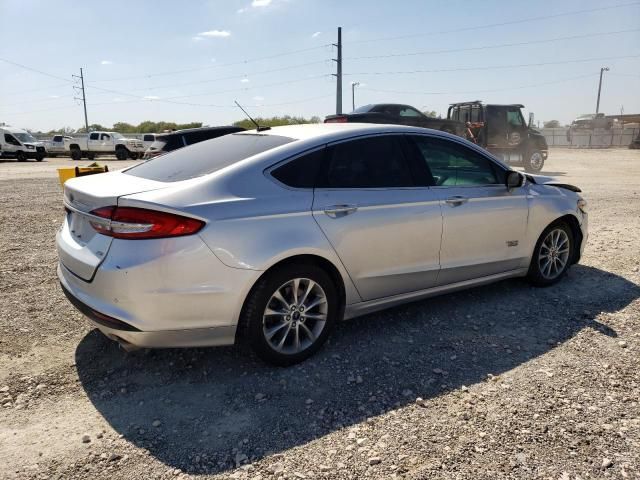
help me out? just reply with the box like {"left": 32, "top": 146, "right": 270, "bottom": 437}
{"left": 234, "top": 100, "right": 270, "bottom": 132}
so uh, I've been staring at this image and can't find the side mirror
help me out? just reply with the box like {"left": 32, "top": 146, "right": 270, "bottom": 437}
{"left": 506, "top": 171, "right": 524, "bottom": 190}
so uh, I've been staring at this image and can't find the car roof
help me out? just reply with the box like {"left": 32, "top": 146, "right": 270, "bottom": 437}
{"left": 1, "top": 127, "right": 29, "bottom": 134}
{"left": 157, "top": 126, "right": 244, "bottom": 138}
{"left": 236, "top": 122, "right": 452, "bottom": 144}
{"left": 449, "top": 101, "right": 525, "bottom": 108}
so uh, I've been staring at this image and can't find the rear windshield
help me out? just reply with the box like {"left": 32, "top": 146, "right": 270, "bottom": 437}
{"left": 125, "top": 133, "right": 295, "bottom": 182}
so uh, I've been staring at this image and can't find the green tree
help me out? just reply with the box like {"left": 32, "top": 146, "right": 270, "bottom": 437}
{"left": 422, "top": 110, "right": 438, "bottom": 118}
{"left": 232, "top": 115, "right": 320, "bottom": 130}
{"left": 543, "top": 120, "right": 561, "bottom": 128}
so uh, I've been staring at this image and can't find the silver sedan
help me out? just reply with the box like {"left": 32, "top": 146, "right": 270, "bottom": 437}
{"left": 57, "top": 124, "right": 588, "bottom": 365}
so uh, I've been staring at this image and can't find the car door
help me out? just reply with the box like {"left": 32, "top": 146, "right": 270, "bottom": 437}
{"left": 87, "top": 132, "right": 100, "bottom": 151}
{"left": 312, "top": 134, "right": 442, "bottom": 301}
{"left": 99, "top": 133, "right": 112, "bottom": 152}
{"left": 408, "top": 135, "right": 529, "bottom": 285}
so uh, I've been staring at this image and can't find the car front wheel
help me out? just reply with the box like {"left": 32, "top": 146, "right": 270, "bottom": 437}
{"left": 241, "top": 264, "right": 338, "bottom": 366}
{"left": 527, "top": 222, "right": 574, "bottom": 287}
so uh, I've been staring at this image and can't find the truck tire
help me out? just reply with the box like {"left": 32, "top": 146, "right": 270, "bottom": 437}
{"left": 87, "top": 153, "right": 96, "bottom": 161}
{"left": 524, "top": 150, "right": 544, "bottom": 173}
{"left": 36, "top": 153, "right": 44, "bottom": 162}
{"left": 128, "top": 151, "right": 139, "bottom": 160}
{"left": 115, "top": 147, "right": 128, "bottom": 161}
{"left": 70, "top": 148, "right": 82, "bottom": 161}
{"left": 16, "top": 151, "right": 26, "bottom": 162}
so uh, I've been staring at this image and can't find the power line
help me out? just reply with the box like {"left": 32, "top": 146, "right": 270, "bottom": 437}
{"left": 0, "top": 58, "right": 72, "bottom": 83}
{"left": 89, "top": 44, "right": 333, "bottom": 83}
{"left": 349, "top": 1, "right": 640, "bottom": 45}
{"left": 344, "top": 54, "right": 640, "bottom": 76}
{"left": 2, "top": 92, "right": 335, "bottom": 117}
{"left": 347, "top": 28, "right": 640, "bottom": 61}
{"left": 85, "top": 59, "right": 330, "bottom": 96}
{"left": 358, "top": 72, "right": 600, "bottom": 96}
{"left": 2, "top": 82, "right": 72, "bottom": 96}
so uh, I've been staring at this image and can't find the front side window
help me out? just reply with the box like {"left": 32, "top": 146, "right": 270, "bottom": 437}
{"left": 317, "top": 136, "right": 414, "bottom": 189}
{"left": 410, "top": 136, "right": 503, "bottom": 186}
{"left": 5, "top": 134, "right": 20, "bottom": 145}
{"left": 507, "top": 109, "right": 524, "bottom": 127}
{"left": 101, "top": 133, "right": 110, "bottom": 140}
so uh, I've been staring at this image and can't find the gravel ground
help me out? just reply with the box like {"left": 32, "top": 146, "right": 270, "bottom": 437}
{"left": 0, "top": 151, "right": 639, "bottom": 480}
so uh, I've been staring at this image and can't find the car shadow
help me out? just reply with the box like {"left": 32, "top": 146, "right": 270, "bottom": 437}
{"left": 75, "top": 265, "right": 638, "bottom": 474}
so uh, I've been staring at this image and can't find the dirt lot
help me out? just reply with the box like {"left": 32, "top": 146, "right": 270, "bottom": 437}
{"left": 1, "top": 151, "right": 639, "bottom": 480}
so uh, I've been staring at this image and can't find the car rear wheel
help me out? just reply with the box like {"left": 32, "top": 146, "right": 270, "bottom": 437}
{"left": 525, "top": 150, "right": 544, "bottom": 173}
{"left": 527, "top": 222, "right": 574, "bottom": 287}
{"left": 241, "top": 264, "right": 338, "bottom": 366}
{"left": 115, "top": 148, "right": 128, "bottom": 161}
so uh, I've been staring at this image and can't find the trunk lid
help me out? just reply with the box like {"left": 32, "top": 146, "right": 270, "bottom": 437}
{"left": 57, "top": 171, "right": 167, "bottom": 281}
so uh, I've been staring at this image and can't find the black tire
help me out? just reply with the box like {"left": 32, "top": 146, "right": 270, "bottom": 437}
{"left": 527, "top": 221, "right": 574, "bottom": 287}
{"left": 36, "top": 154, "right": 44, "bottom": 162}
{"left": 87, "top": 153, "right": 96, "bottom": 161}
{"left": 241, "top": 264, "right": 339, "bottom": 366}
{"left": 70, "top": 148, "right": 82, "bottom": 161}
{"left": 524, "top": 150, "right": 544, "bottom": 173}
{"left": 115, "top": 148, "right": 128, "bottom": 161}
{"left": 16, "top": 151, "right": 26, "bottom": 162}
{"left": 128, "top": 151, "right": 139, "bottom": 160}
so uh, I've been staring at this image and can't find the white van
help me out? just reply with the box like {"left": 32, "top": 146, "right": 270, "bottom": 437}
{"left": 0, "top": 126, "right": 46, "bottom": 161}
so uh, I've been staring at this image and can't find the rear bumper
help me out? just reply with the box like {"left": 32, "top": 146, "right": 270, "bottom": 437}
{"left": 60, "top": 279, "right": 236, "bottom": 348}
{"left": 57, "top": 234, "right": 261, "bottom": 348}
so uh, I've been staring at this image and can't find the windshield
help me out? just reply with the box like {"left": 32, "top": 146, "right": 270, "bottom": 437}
{"left": 125, "top": 133, "right": 295, "bottom": 182}
{"left": 111, "top": 132, "right": 124, "bottom": 139}
{"left": 14, "top": 132, "right": 36, "bottom": 143}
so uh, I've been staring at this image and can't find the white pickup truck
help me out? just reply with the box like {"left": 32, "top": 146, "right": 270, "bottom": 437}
{"left": 67, "top": 131, "right": 145, "bottom": 160}
{"left": 44, "top": 135, "right": 73, "bottom": 157}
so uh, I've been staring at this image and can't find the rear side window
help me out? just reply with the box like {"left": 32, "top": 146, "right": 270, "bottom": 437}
{"left": 126, "top": 133, "right": 295, "bottom": 182}
{"left": 53, "top": 135, "right": 63, "bottom": 142}
{"left": 89, "top": 133, "right": 99, "bottom": 140}
{"left": 271, "top": 149, "right": 324, "bottom": 188}
{"left": 316, "top": 136, "right": 414, "bottom": 188}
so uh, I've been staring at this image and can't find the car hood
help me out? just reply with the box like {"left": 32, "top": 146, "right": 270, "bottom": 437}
{"left": 526, "top": 174, "right": 581, "bottom": 192}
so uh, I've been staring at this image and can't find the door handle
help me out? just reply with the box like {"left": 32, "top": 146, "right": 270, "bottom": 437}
{"left": 323, "top": 204, "right": 358, "bottom": 218}
{"left": 445, "top": 195, "right": 468, "bottom": 206}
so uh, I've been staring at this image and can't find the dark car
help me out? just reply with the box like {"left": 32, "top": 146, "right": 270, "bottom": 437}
{"left": 325, "top": 104, "right": 465, "bottom": 137}
{"left": 143, "top": 126, "right": 246, "bottom": 159}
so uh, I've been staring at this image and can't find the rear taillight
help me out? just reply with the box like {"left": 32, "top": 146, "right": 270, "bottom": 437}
{"left": 89, "top": 206, "right": 204, "bottom": 239}
{"left": 325, "top": 116, "right": 348, "bottom": 123}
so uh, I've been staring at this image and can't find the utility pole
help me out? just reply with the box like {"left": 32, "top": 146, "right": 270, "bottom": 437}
{"left": 332, "top": 27, "right": 342, "bottom": 114}
{"left": 595, "top": 66, "right": 609, "bottom": 115}
{"left": 351, "top": 82, "right": 359, "bottom": 111}
{"left": 73, "top": 68, "right": 89, "bottom": 133}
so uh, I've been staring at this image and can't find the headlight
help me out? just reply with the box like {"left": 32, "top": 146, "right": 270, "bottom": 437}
{"left": 577, "top": 198, "right": 587, "bottom": 212}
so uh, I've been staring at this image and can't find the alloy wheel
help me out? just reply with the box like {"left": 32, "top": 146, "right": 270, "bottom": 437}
{"left": 530, "top": 152, "right": 544, "bottom": 171}
{"left": 538, "top": 228, "right": 570, "bottom": 280}
{"left": 262, "top": 278, "right": 328, "bottom": 355}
